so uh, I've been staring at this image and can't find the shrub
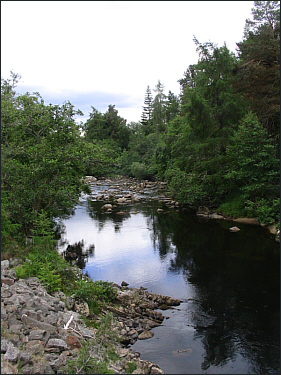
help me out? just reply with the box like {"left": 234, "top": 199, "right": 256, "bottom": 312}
{"left": 131, "top": 162, "right": 147, "bottom": 179}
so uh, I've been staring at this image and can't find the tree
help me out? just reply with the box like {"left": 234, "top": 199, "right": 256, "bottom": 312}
{"left": 171, "top": 39, "right": 248, "bottom": 202}
{"left": 165, "top": 91, "right": 180, "bottom": 124}
{"left": 84, "top": 105, "right": 130, "bottom": 151}
{"left": 235, "top": 1, "right": 280, "bottom": 137}
{"left": 225, "top": 112, "right": 279, "bottom": 224}
{"left": 152, "top": 80, "right": 167, "bottom": 133}
{"left": 140, "top": 85, "right": 153, "bottom": 135}
{"left": 1, "top": 73, "right": 90, "bottom": 236}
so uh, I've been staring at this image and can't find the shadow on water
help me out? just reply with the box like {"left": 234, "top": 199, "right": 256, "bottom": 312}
{"left": 57, "top": 197, "right": 280, "bottom": 374}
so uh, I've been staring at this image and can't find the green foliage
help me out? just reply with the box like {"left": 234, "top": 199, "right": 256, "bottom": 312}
{"left": 61, "top": 313, "right": 119, "bottom": 374}
{"left": 217, "top": 196, "right": 248, "bottom": 218}
{"left": 131, "top": 161, "right": 148, "bottom": 180}
{"left": 74, "top": 279, "right": 117, "bottom": 305}
{"left": 245, "top": 198, "right": 280, "bottom": 226}
{"left": 32, "top": 210, "right": 56, "bottom": 251}
{"left": 225, "top": 112, "right": 279, "bottom": 200}
{"left": 1, "top": 197, "right": 20, "bottom": 246}
{"left": 125, "top": 362, "right": 137, "bottom": 374}
{"left": 60, "top": 339, "right": 115, "bottom": 374}
{"left": 1, "top": 73, "right": 91, "bottom": 235}
{"left": 15, "top": 245, "right": 66, "bottom": 293}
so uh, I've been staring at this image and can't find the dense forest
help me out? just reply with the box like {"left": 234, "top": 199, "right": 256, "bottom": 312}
{"left": 1, "top": 1, "right": 280, "bottom": 247}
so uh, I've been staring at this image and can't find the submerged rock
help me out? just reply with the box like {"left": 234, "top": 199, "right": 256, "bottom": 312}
{"left": 229, "top": 226, "right": 240, "bottom": 232}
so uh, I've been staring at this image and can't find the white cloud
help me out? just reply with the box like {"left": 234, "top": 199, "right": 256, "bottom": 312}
{"left": 1, "top": 1, "right": 254, "bottom": 123}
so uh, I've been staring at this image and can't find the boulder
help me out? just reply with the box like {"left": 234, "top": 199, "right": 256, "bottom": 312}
{"left": 4, "top": 342, "right": 20, "bottom": 362}
{"left": 138, "top": 330, "right": 154, "bottom": 340}
{"left": 101, "top": 204, "right": 113, "bottom": 210}
{"left": 229, "top": 226, "right": 240, "bottom": 232}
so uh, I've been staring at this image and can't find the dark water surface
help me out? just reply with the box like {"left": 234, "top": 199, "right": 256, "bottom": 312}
{"left": 57, "top": 185, "right": 280, "bottom": 374}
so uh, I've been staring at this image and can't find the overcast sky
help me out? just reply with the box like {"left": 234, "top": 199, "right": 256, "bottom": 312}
{"left": 2, "top": 1, "right": 254, "bottom": 124}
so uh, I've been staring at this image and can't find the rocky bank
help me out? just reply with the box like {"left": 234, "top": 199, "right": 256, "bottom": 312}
{"left": 1, "top": 259, "right": 181, "bottom": 374}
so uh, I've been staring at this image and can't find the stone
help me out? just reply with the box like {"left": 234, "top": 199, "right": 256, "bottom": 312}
{"left": 267, "top": 224, "right": 277, "bottom": 235}
{"left": 21, "top": 314, "right": 57, "bottom": 335}
{"left": 65, "top": 335, "right": 82, "bottom": 349}
{"left": 1, "top": 358, "right": 18, "bottom": 374}
{"left": 25, "top": 340, "right": 44, "bottom": 355}
{"left": 196, "top": 206, "right": 210, "bottom": 218}
{"left": 47, "top": 338, "right": 68, "bottom": 351}
{"left": 4, "top": 342, "right": 20, "bottom": 362}
{"left": 1, "top": 277, "right": 15, "bottom": 286}
{"left": 29, "top": 328, "right": 46, "bottom": 340}
{"left": 229, "top": 226, "right": 240, "bottom": 232}
{"left": 101, "top": 203, "right": 113, "bottom": 210}
{"left": 19, "top": 351, "right": 33, "bottom": 366}
{"left": 33, "top": 362, "right": 48, "bottom": 374}
{"left": 128, "top": 329, "right": 138, "bottom": 340}
{"left": 10, "top": 324, "right": 23, "bottom": 334}
{"left": 209, "top": 213, "right": 224, "bottom": 219}
{"left": 65, "top": 296, "right": 75, "bottom": 310}
{"left": 121, "top": 281, "right": 129, "bottom": 287}
{"left": 165, "top": 297, "right": 181, "bottom": 306}
{"left": 1, "top": 260, "right": 10, "bottom": 269}
{"left": 9, "top": 258, "right": 23, "bottom": 267}
{"left": 233, "top": 217, "right": 260, "bottom": 225}
{"left": 138, "top": 330, "right": 154, "bottom": 340}
{"left": 1, "top": 339, "right": 9, "bottom": 353}
{"left": 74, "top": 299, "right": 90, "bottom": 317}
{"left": 150, "top": 366, "right": 165, "bottom": 374}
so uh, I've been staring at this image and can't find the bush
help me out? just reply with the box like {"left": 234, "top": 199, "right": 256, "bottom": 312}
{"left": 131, "top": 162, "right": 148, "bottom": 179}
{"left": 74, "top": 279, "right": 117, "bottom": 306}
{"left": 15, "top": 247, "right": 64, "bottom": 293}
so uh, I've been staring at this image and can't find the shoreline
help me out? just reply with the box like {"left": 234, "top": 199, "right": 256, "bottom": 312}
{"left": 1, "top": 259, "right": 181, "bottom": 374}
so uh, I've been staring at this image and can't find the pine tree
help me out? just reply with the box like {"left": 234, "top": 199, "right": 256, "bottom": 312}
{"left": 140, "top": 86, "right": 153, "bottom": 135}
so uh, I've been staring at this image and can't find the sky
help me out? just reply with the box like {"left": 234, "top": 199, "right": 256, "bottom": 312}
{"left": 1, "top": 1, "right": 254, "bottom": 124}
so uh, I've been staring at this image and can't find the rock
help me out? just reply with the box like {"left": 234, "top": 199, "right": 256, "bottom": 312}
{"left": 157, "top": 208, "right": 164, "bottom": 213}
{"left": 47, "top": 338, "right": 68, "bottom": 351}
{"left": 209, "top": 213, "right": 224, "bottom": 219}
{"left": 165, "top": 296, "right": 181, "bottom": 306}
{"left": 65, "top": 296, "right": 75, "bottom": 310}
{"left": 1, "top": 339, "right": 9, "bottom": 354}
{"left": 117, "top": 197, "right": 127, "bottom": 203}
{"left": 275, "top": 230, "right": 280, "bottom": 243}
{"left": 4, "top": 342, "right": 20, "bottom": 362}
{"left": 1, "top": 260, "right": 10, "bottom": 269}
{"left": 1, "top": 358, "right": 18, "bottom": 374}
{"left": 267, "top": 224, "right": 277, "bottom": 235}
{"left": 65, "top": 335, "right": 82, "bottom": 349}
{"left": 150, "top": 366, "right": 165, "bottom": 374}
{"left": 21, "top": 314, "right": 57, "bottom": 335}
{"left": 233, "top": 217, "right": 260, "bottom": 225}
{"left": 229, "top": 226, "right": 241, "bottom": 232}
{"left": 121, "top": 281, "right": 129, "bottom": 287}
{"left": 74, "top": 299, "right": 90, "bottom": 317}
{"left": 25, "top": 340, "right": 44, "bottom": 355}
{"left": 101, "top": 203, "right": 113, "bottom": 210}
{"left": 196, "top": 206, "right": 210, "bottom": 218}
{"left": 19, "top": 351, "right": 33, "bottom": 366}
{"left": 138, "top": 330, "right": 154, "bottom": 340}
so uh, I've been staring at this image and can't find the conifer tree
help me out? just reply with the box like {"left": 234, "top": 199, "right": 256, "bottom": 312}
{"left": 140, "top": 85, "right": 153, "bottom": 135}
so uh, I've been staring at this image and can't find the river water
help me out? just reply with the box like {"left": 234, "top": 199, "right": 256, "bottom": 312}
{"left": 57, "top": 179, "right": 280, "bottom": 374}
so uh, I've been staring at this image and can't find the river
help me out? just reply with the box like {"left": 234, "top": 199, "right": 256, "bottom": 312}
{"left": 56, "top": 178, "right": 280, "bottom": 374}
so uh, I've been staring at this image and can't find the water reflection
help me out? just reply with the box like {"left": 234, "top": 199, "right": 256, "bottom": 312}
{"left": 57, "top": 198, "right": 280, "bottom": 374}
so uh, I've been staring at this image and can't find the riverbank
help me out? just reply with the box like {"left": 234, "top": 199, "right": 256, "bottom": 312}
{"left": 84, "top": 175, "right": 280, "bottom": 242}
{"left": 1, "top": 258, "right": 180, "bottom": 374}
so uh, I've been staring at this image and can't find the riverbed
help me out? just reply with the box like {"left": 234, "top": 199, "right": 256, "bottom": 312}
{"left": 57, "top": 177, "right": 280, "bottom": 374}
